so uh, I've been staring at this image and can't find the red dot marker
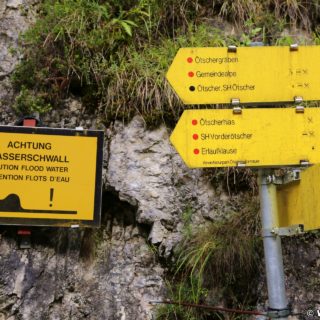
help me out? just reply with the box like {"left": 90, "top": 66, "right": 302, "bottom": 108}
{"left": 192, "top": 119, "right": 197, "bottom": 125}
{"left": 187, "top": 57, "right": 193, "bottom": 63}
{"left": 188, "top": 71, "right": 194, "bottom": 77}
{"left": 194, "top": 149, "right": 200, "bottom": 155}
{"left": 193, "top": 134, "right": 199, "bottom": 140}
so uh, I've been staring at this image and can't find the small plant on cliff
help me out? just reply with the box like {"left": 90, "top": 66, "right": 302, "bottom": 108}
{"left": 13, "top": 86, "right": 52, "bottom": 115}
{"left": 157, "top": 195, "right": 262, "bottom": 319}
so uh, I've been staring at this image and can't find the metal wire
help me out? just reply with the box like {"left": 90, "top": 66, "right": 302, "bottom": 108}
{"left": 149, "top": 300, "right": 266, "bottom": 316}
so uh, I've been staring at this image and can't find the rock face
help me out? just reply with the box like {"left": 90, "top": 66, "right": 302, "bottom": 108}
{"left": 0, "top": 0, "right": 38, "bottom": 125}
{"left": 0, "top": 198, "right": 166, "bottom": 320}
{"left": 0, "top": 1, "right": 164, "bottom": 319}
{"left": 0, "top": 4, "right": 219, "bottom": 317}
{"left": 0, "top": 103, "right": 221, "bottom": 320}
{"left": 106, "top": 117, "right": 221, "bottom": 258}
{"left": 0, "top": 1, "right": 320, "bottom": 320}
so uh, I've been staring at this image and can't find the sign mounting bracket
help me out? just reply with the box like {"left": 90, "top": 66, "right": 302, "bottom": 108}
{"left": 295, "top": 105, "right": 304, "bottom": 113}
{"left": 232, "top": 106, "right": 242, "bottom": 115}
{"left": 227, "top": 45, "right": 237, "bottom": 53}
{"left": 290, "top": 43, "right": 299, "bottom": 51}
{"left": 294, "top": 96, "right": 303, "bottom": 104}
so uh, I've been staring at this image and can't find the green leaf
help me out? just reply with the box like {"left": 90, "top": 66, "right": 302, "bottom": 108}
{"left": 120, "top": 20, "right": 132, "bottom": 36}
{"left": 123, "top": 19, "right": 138, "bottom": 27}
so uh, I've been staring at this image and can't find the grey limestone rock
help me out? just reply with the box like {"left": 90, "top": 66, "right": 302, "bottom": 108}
{"left": 106, "top": 116, "right": 218, "bottom": 256}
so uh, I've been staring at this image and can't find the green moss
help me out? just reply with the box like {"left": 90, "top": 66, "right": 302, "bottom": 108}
{"left": 13, "top": 86, "right": 52, "bottom": 115}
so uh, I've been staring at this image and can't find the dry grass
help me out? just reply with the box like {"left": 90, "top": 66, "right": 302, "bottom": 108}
{"left": 173, "top": 194, "right": 262, "bottom": 311}
{"left": 217, "top": 0, "right": 320, "bottom": 31}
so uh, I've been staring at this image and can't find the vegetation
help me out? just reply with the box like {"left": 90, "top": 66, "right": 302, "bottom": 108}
{"left": 12, "top": 0, "right": 320, "bottom": 124}
{"left": 207, "top": 167, "right": 258, "bottom": 196}
{"left": 157, "top": 196, "right": 262, "bottom": 319}
{"left": 12, "top": 85, "right": 52, "bottom": 115}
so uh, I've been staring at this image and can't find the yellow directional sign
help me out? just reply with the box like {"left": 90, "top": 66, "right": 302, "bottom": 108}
{"left": 170, "top": 108, "right": 320, "bottom": 168}
{"left": 166, "top": 46, "right": 320, "bottom": 104}
{"left": 277, "top": 165, "right": 320, "bottom": 231}
{"left": 0, "top": 126, "right": 103, "bottom": 227}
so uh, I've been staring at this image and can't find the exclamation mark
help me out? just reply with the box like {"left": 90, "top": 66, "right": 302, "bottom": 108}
{"left": 50, "top": 188, "right": 54, "bottom": 207}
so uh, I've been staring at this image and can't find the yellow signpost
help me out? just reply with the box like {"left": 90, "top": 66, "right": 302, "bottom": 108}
{"left": 170, "top": 108, "right": 320, "bottom": 168}
{"left": 166, "top": 46, "right": 320, "bottom": 104}
{"left": 0, "top": 126, "right": 103, "bottom": 227}
{"left": 277, "top": 164, "right": 320, "bottom": 231}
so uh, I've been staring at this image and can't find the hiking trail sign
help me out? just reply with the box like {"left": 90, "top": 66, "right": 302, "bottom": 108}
{"left": 170, "top": 108, "right": 320, "bottom": 168}
{"left": 0, "top": 126, "right": 103, "bottom": 227}
{"left": 166, "top": 46, "right": 320, "bottom": 104}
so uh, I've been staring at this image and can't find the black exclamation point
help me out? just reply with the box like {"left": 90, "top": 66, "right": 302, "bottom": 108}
{"left": 50, "top": 188, "right": 54, "bottom": 207}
